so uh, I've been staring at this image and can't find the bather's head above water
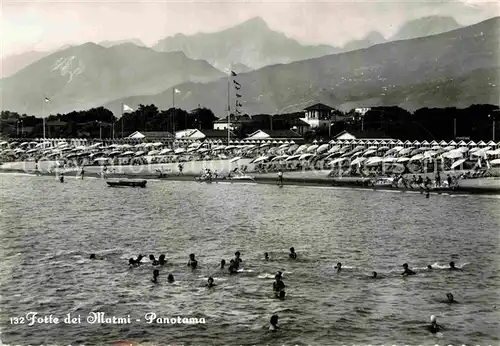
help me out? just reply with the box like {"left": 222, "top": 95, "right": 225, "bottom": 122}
{"left": 372, "top": 271, "right": 377, "bottom": 278}
{"left": 264, "top": 252, "right": 269, "bottom": 260}
{"left": 90, "top": 254, "right": 96, "bottom": 260}
{"left": 167, "top": 274, "right": 174, "bottom": 283}
{"left": 221, "top": 259, "right": 226, "bottom": 268}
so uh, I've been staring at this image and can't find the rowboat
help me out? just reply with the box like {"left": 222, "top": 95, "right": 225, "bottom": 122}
{"left": 106, "top": 180, "right": 147, "bottom": 188}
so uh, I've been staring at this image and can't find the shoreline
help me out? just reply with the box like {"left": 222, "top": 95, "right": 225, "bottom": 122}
{"left": 1, "top": 167, "right": 499, "bottom": 195}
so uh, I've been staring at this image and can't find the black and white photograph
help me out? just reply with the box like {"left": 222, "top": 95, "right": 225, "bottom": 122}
{"left": 0, "top": 0, "right": 499, "bottom": 345}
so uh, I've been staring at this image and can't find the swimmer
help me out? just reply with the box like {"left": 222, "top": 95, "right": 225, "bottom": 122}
{"left": 427, "top": 315, "right": 443, "bottom": 334}
{"left": 220, "top": 259, "right": 226, "bottom": 269}
{"left": 167, "top": 274, "right": 175, "bottom": 283}
{"left": 158, "top": 254, "right": 166, "bottom": 265}
{"left": 371, "top": 271, "right": 377, "bottom": 278}
{"left": 273, "top": 274, "right": 285, "bottom": 293}
{"left": 278, "top": 291, "right": 286, "bottom": 300}
{"left": 228, "top": 260, "right": 238, "bottom": 274}
{"left": 427, "top": 265, "right": 433, "bottom": 270}
{"left": 425, "top": 191, "right": 430, "bottom": 198}
{"left": 149, "top": 255, "right": 159, "bottom": 266}
{"left": 401, "top": 263, "right": 416, "bottom": 276}
{"left": 276, "top": 271, "right": 283, "bottom": 279}
{"left": 188, "top": 254, "right": 198, "bottom": 269}
{"left": 206, "top": 277, "right": 216, "bottom": 288}
{"left": 289, "top": 247, "right": 297, "bottom": 260}
{"left": 151, "top": 269, "right": 159, "bottom": 283}
{"left": 59, "top": 173, "right": 64, "bottom": 183}
{"left": 128, "top": 258, "right": 138, "bottom": 267}
{"left": 136, "top": 254, "right": 144, "bottom": 264}
{"left": 446, "top": 293, "right": 458, "bottom": 304}
{"left": 234, "top": 251, "right": 242, "bottom": 263}
{"left": 90, "top": 254, "right": 96, "bottom": 260}
{"left": 269, "top": 315, "right": 279, "bottom": 331}
{"left": 334, "top": 262, "right": 342, "bottom": 272}
{"left": 90, "top": 254, "right": 104, "bottom": 260}
{"left": 449, "top": 261, "right": 461, "bottom": 271}
{"left": 264, "top": 252, "right": 269, "bottom": 261}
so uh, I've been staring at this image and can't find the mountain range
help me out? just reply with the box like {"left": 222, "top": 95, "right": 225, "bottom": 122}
{"left": 1, "top": 15, "right": 464, "bottom": 78}
{"left": 0, "top": 43, "right": 224, "bottom": 115}
{"left": 104, "top": 17, "right": 499, "bottom": 116}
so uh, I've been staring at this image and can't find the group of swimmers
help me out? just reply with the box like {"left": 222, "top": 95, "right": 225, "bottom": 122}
{"left": 90, "top": 249, "right": 464, "bottom": 333}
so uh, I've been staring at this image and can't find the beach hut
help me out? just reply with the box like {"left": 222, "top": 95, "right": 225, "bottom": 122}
{"left": 421, "top": 140, "right": 430, "bottom": 147}
{"left": 403, "top": 140, "right": 412, "bottom": 147}
{"left": 448, "top": 140, "right": 457, "bottom": 146}
{"left": 467, "top": 140, "right": 476, "bottom": 147}
{"left": 430, "top": 140, "right": 438, "bottom": 146}
{"left": 477, "top": 140, "right": 486, "bottom": 147}
{"left": 439, "top": 140, "right": 447, "bottom": 146}
{"left": 486, "top": 140, "right": 496, "bottom": 147}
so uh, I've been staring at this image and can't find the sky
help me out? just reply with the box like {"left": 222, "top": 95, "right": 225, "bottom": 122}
{"left": 1, "top": 0, "right": 499, "bottom": 58}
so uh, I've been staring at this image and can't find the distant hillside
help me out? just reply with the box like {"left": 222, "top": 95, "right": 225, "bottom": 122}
{"left": 0, "top": 43, "right": 224, "bottom": 115}
{"left": 99, "top": 39, "right": 145, "bottom": 48}
{"left": 106, "top": 17, "right": 499, "bottom": 116}
{"left": 391, "top": 16, "right": 462, "bottom": 41}
{"left": 1, "top": 51, "right": 51, "bottom": 78}
{"left": 342, "top": 31, "right": 386, "bottom": 52}
{"left": 152, "top": 17, "right": 339, "bottom": 70}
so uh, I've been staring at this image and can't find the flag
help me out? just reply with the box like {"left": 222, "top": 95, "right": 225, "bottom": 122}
{"left": 234, "top": 84, "right": 241, "bottom": 90}
{"left": 231, "top": 71, "right": 237, "bottom": 76}
{"left": 236, "top": 93, "right": 242, "bottom": 98}
{"left": 123, "top": 104, "right": 134, "bottom": 113}
{"left": 44, "top": 97, "right": 50, "bottom": 103}
{"left": 233, "top": 80, "right": 241, "bottom": 87}
{"left": 175, "top": 88, "right": 181, "bottom": 94}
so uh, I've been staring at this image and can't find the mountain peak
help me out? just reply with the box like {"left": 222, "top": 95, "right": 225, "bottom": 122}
{"left": 239, "top": 17, "right": 269, "bottom": 29}
{"left": 392, "top": 16, "right": 462, "bottom": 41}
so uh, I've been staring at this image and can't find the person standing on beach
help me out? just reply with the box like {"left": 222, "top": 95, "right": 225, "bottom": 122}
{"left": 435, "top": 171, "right": 441, "bottom": 187}
{"left": 178, "top": 163, "right": 184, "bottom": 175}
{"left": 80, "top": 166, "right": 85, "bottom": 179}
{"left": 278, "top": 170, "right": 284, "bottom": 186}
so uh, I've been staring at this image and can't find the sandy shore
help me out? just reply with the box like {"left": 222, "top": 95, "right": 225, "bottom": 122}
{"left": 1, "top": 164, "right": 499, "bottom": 195}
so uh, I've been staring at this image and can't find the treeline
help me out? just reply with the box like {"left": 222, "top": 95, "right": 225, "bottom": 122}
{"left": 1, "top": 105, "right": 217, "bottom": 139}
{"left": 1, "top": 104, "right": 498, "bottom": 141}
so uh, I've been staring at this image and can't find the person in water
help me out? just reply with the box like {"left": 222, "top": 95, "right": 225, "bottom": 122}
{"left": 446, "top": 293, "right": 458, "bottom": 303}
{"left": 277, "top": 170, "right": 284, "bottom": 186}
{"left": 427, "top": 315, "right": 443, "bottom": 334}
{"left": 128, "top": 258, "right": 139, "bottom": 267}
{"left": 273, "top": 274, "right": 285, "bottom": 294}
{"left": 334, "top": 262, "right": 342, "bottom": 273}
{"left": 449, "top": 261, "right": 461, "bottom": 271}
{"left": 188, "top": 254, "right": 198, "bottom": 269}
{"left": 135, "top": 254, "right": 144, "bottom": 265}
{"left": 167, "top": 274, "right": 175, "bottom": 283}
{"left": 264, "top": 252, "right": 269, "bottom": 261}
{"left": 234, "top": 251, "right": 243, "bottom": 264}
{"left": 89, "top": 254, "right": 104, "bottom": 260}
{"left": 402, "top": 263, "right": 416, "bottom": 276}
{"left": 371, "top": 271, "right": 377, "bottom": 278}
{"left": 220, "top": 259, "right": 226, "bottom": 269}
{"left": 289, "top": 247, "right": 297, "bottom": 260}
{"left": 80, "top": 166, "right": 85, "bottom": 179}
{"left": 228, "top": 260, "right": 238, "bottom": 274}
{"left": 206, "top": 277, "right": 216, "bottom": 288}
{"left": 90, "top": 254, "right": 96, "bottom": 260}
{"left": 276, "top": 271, "right": 283, "bottom": 279}
{"left": 59, "top": 173, "right": 64, "bottom": 183}
{"left": 427, "top": 265, "right": 433, "bottom": 270}
{"left": 278, "top": 291, "right": 286, "bottom": 300}
{"left": 269, "top": 315, "right": 279, "bottom": 331}
{"left": 149, "top": 255, "right": 159, "bottom": 266}
{"left": 158, "top": 254, "right": 166, "bottom": 265}
{"left": 151, "top": 269, "right": 159, "bottom": 283}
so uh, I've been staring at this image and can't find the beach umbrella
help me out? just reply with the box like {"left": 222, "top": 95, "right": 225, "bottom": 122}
{"left": 397, "top": 157, "right": 410, "bottom": 162}
{"left": 423, "top": 151, "right": 437, "bottom": 159}
{"left": 299, "top": 153, "right": 315, "bottom": 160}
{"left": 306, "top": 145, "right": 318, "bottom": 153}
{"left": 327, "top": 145, "right": 341, "bottom": 154}
{"left": 94, "top": 157, "right": 109, "bottom": 162}
{"left": 278, "top": 143, "right": 289, "bottom": 149}
{"left": 253, "top": 156, "right": 268, "bottom": 163}
{"left": 363, "top": 149, "right": 377, "bottom": 156}
{"left": 410, "top": 153, "right": 424, "bottom": 161}
{"left": 148, "top": 150, "right": 160, "bottom": 156}
{"left": 366, "top": 157, "right": 383, "bottom": 166}
{"left": 490, "top": 158, "right": 500, "bottom": 165}
{"left": 120, "top": 151, "right": 135, "bottom": 156}
{"left": 186, "top": 147, "right": 197, "bottom": 153}
{"left": 450, "top": 158, "right": 467, "bottom": 169}
{"left": 328, "top": 157, "right": 349, "bottom": 165}
{"left": 295, "top": 144, "right": 308, "bottom": 154}
{"left": 285, "top": 154, "right": 301, "bottom": 161}
{"left": 174, "top": 148, "right": 186, "bottom": 154}
{"left": 316, "top": 144, "right": 329, "bottom": 154}
{"left": 377, "top": 146, "right": 390, "bottom": 152}
{"left": 382, "top": 157, "right": 397, "bottom": 163}
{"left": 26, "top": 148, "right": 38, "bottom": 153}
{"left": 260, "top": 142, "right": 270, "bottom": 148}
{"left": 471, "top": 149, "right": 487, "bottom": 158}
{"left": 230, "top": 156, "right": 241, "bottom": 163}
{"left": 350, "top": 157, "right": 366, "bottom": 166}
{"left": 159, "top": 148, "right": 172, "bottom": 155}
{"left": 443, "top": 151, "right": 463, "bottom": 159}
{"left": 398, "top": 148, "right": 413, "bottom": 156}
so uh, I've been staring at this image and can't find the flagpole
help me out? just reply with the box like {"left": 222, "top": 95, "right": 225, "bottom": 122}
{"left": 227, "top": 73, "right": 230, "bottom": 145}
{"left": 42, "top": 98, "right": 46, "bottom": 147}
{"left": 121, "top": 103, "right": 124, "bottom": 138}
{"left": 172, "top": 89, "right": 176, "bottom": 134}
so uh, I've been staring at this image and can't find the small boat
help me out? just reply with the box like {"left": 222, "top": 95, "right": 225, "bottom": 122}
{"left": 106, "top": 180, "right": 147, "bottom": 188}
